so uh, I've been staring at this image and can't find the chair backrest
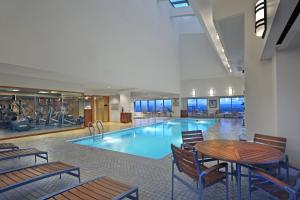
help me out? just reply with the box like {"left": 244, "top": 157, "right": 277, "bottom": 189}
{"left": 171, "top": 144, "right": 199, "bottom": 181}
{"left": 181, "top": 130, "right": 203, "bottom": 147}
{"left": 254, "top": 133, "right": 287, "bottom": 153}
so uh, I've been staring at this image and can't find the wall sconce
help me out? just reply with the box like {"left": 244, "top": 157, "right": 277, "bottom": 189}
{"left": 209, "top": 88, "right": 215, "bottom": 96}
{"left": 192, "top": 89, "right": 196, "bottom": 97}
{"left": 228, "top": 87, "right": 233, "bottom": 96}
{"left": 255, "top": 0, "right": 267, "bottom": 38}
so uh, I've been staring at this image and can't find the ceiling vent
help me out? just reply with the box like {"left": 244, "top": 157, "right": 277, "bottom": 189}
{"left": 276, "top": 1, "right": 300, "bottom": 45}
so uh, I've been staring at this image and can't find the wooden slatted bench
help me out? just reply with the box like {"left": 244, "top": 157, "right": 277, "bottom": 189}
{"left": 40, "top": 176, "right": 138, "bottom": 200}
{"left": 0, "top": 161, "right": 80, "bottom": 193}
{"left": 0, "top": 148, "right": 48, "bottom": 163}
{"left": 0, "top": 143, "right": 19, "bottom": 151}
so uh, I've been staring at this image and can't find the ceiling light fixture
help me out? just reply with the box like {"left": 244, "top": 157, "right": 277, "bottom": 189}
{"left": 11, "top": 89, "right": 20, "bottom": 92}
{"left": 255, "top": 0, "right": 267, "bottom": 38}
{"left": 228, "top": 87, "right": 233, "bottom": 96}
{"left": 229, "top": 69, "right": 232, "bottom": 73}
{"left": 192, "top": 89, "right": 196, "bottom": 97}
{"left": 38, "top": 91, "right": 49, "bottom": 94}
{"left": 209, "top": 88, "right": 215, "bottom": 96}
{"left": 216, "top": 34, "right": 220, "bottom": 40}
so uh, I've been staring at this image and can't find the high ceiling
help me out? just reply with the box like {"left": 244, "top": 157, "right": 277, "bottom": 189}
{"left": 215, "top": 14, "right": 244, "bottom": 73}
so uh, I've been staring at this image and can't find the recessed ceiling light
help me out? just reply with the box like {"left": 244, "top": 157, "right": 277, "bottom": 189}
{"left": 50, "top": 91, "right": 58, "bottom": 94}
{"left": 11, "top": 89, "right": 20, "bottom": 92}
{"left": 38, "top": 91, "right": 49, "bottom": 94}
{"left": 229, "top": 69, "right": 232, "bottom": 73}
{"left": 221, "top": 48, "right": 225, "bottom": 53}
{"left": 216, "top": 34, "right": 220, "bottom": 40}
{"left": 227, "top": 64, "right": 230, "bottom": 68}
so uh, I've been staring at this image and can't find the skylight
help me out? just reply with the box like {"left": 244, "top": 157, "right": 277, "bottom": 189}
{"left": 169, "top": 0, "right": 189, "bottom": 8}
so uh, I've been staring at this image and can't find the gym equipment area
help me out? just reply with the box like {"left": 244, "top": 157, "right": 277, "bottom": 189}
{"left": 0, "top": 86, "right": 84, "bottom": 139}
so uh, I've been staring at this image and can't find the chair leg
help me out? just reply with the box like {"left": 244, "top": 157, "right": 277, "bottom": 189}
{"left": 248, "top": 169, "right": 252, "bottom": 200}
{"left": 286, "top": 165, "right": 290, "bottom": 181}
{"left": 226, "top": 166, "right": 229, "bottom": 200}
{"left": 198, "top": 181, "right": 203, "bottom": 200}
{"left": 171, "top": 162, "right": 175, "bottom": 200}
{"left": 231, "top": 163, "right": 234, "bottom": 181}
{"left": 136, "top": 189, "right": 139, "bottom": 200}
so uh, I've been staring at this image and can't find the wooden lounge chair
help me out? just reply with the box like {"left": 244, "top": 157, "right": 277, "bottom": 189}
{"left": 248, "top": 167, "right": 300, "bottom": 200}
{"left": 0, "top": 161, "right": 80, "bottom": 193}
{"left": 0, "top": 148, "right": 48, "bottom": 163}
{"left": 40, "top": 176, "right": 138, "bottom": 200}
{"left": 253, "top": 133, "right": 289, "bottom": 180}
{"left": 171, "top": 144, "right": 228, "bottom": 200}
{"left": 0, "top": 143, "right": 19, "bottom": 151}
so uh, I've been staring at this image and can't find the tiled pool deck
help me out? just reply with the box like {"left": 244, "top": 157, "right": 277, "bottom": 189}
{"left": 0, "top": 118, "right": 274, "bottom": 199}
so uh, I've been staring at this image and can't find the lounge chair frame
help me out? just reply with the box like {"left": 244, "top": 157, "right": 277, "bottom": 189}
{"left": 0, "top": 143, "right": 19, "bottom": 151}
{"left": 0, "top": 162, "right": 80, "bottom": 193}
{"left": 39, "top": 176, "right": 138, "bottom": 200}
{"left": 0, "top": 148, "right": 48, "bottom": 163}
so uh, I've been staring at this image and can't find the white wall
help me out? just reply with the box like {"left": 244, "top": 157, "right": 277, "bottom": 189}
{"left": 119, "top": 91, "right": 132, "bottom": 113}
{"left": 179, "top": 33, "right": 227, "bottom": 80}
{"left": 109, "top": 95, "right": 120, "bottom": 122}
{"left": 172, "top": 98, "right": 180, "bottom": 117}
{"left": 244, "top": 0, "right": 277, "bottom": 135}
{"left": 181, "top": 76, "right": 244, "bottom": 98}
{"left": 0, "top": 0, "right": 180, "bottom": 94}
{"left": 276, "top": 46, "right": 300, "bottom": 166}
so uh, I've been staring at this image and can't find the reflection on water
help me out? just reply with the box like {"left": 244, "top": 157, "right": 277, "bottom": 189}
{"left": 73, "top": 118, "right": 217, "bottom": 159}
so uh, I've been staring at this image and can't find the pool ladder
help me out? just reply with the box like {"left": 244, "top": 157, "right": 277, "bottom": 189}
{"left": 88, "top": 121, "right": 104, "bottom": 139}
{"left": 96, "top": 120, "right": 104, "bottom": 139}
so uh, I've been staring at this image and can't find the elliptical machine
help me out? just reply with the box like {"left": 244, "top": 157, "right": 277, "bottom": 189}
{"left": 10, "top": 97, "right": 31, "bottom": 132}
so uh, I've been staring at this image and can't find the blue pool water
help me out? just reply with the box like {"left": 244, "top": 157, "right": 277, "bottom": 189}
{"left": 71, "top": 118, "right": 217, "bottom": 159}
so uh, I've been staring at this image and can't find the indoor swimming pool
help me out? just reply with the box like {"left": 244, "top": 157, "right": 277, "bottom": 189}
{"left": 71, "top": 118, "right": 217, "bottom": 159}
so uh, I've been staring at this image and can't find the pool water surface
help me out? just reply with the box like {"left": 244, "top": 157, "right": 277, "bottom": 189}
{"left": 71, "top": 118, "right": 217, "bottom": 159}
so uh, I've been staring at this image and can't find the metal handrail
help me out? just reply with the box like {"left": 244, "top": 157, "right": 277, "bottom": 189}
{"left": 96, "top": 120, "right": 104, "bottom": 139}
{"left": 88, "top": 122, "right": 95, "bottom": 137}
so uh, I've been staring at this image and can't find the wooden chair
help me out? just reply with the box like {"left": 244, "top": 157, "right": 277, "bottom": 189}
{"left": 40, "top": 176, "right": 138, "bottom": 200}
{"left": 248, "top": 167, "right": 300, "bottom": 200}
{"left": 253, "top": 133, "right": 289, "bottom": 180}
{"left": 181, "top": 130, "right": 218, "bottom": 164}
{"left": 171, "top": 144, "right": 228, "bottom": 200}
{"left": 181, "top": 130, "right": 204, "bottom": 151}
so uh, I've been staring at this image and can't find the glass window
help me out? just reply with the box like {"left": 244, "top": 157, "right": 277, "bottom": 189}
{"left": 148, "top": 100, "right": 155, "bottom": 112}
{"left": 220, "top": 98, "right": 232, "bottom": 113}
{"left": 169, "top": 0, "right": 189, "bottom": 8}
{"left": 141, "top": 100, "right": 148, "bottom": 112}
{"left": 163, "top": 99, "right": 172, "bottom": 112}
{"left": 134, "top": 100, "right": 141, "bottom": 112}
{"left": 155, "top": 100, "right": 163, "bottom": 112}
{"left": 187, "top": 99, "right": 197, "bottom": 113}
{"left": 231, "top": 97, "right": 245, "bottom": 112}
{"left": 197, "top": 98, "right": 208, "bottom": 112}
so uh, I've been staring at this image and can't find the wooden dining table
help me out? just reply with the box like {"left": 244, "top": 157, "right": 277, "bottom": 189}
{"left": 195, "top": 140, "right": 284, "bottom": 200}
